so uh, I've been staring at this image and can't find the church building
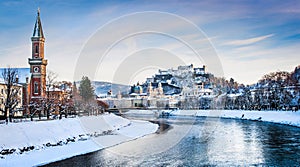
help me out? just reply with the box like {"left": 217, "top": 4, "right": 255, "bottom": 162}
{"left": 28, "top": 9, "right": 48, "bottom": 100}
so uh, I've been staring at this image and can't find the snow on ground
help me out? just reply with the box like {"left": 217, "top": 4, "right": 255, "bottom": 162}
{"left": 126, "top": 110, "right": 158, "bottom": 115}
{"left": 175, "top": 110, "right": 300, "bottom": 127}
{"left": 0, "top": 113, "right": 158, "bottom": 167}
{"left": 126, "top": 109, "right": 300, "bottom": 127}
{"left": 1, "top": 110, "right": 298, "bottom": 166}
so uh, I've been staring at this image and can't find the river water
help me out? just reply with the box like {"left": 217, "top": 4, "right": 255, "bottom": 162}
{"left": 45, "top": 114, "right": 300, "bottom": 166}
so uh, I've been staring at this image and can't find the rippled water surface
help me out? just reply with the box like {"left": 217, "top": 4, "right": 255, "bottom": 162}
{"left": 45, "top": 115, "right": 300, "bottom": 166}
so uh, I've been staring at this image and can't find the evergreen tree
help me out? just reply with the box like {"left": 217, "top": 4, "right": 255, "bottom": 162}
{"left": 79, "top": 76, "right": 94, "bottom": 103}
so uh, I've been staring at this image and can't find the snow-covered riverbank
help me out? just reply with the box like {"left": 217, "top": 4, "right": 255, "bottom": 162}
{"left": 127, "top": 109, "right": 300, "bottom": 127}
{"left": 0, "top": 113, "right": 158, "bottom": 167}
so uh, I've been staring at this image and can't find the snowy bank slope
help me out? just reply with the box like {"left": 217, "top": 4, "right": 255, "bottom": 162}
{"left": 127, "top": 110, "right": 300, "bottom": 127}
{"left": 175, "top": 110, "right": 300, "bottom": 127}
{"left": 0, "top": 113, "right": 158, "bottom": 167}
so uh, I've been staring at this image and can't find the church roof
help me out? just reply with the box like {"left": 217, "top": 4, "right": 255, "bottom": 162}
{"left": 32, "top": 8, "right": 44, "bottom": 38}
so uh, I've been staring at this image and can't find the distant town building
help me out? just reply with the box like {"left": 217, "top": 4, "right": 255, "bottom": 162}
{"left": 46, "top": 81, "right": 73, "bottom": 103}
{"left": 130, "top": 82, "right": 147, "bottom": 97}
{"left": 292, "top": 65, "right": 300, "bottom": 83}
{"left": 131, "top": 64, "right": 210, "bottom": 96}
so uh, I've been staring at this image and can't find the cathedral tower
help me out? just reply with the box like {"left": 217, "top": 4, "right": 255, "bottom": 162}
{"left": 28, "top": 9, "right": 47, "bottom": 99}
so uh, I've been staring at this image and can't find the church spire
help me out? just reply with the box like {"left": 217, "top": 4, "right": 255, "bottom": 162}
{"left": 33, "top": 8, "right": 44, "bottom": 38}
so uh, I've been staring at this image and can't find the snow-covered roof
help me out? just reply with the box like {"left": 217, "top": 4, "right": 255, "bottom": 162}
{"left": 0, "top": 81, "right": 23, "bottom": 87}
{"left": 47, "top": 87, "right": 63, "bottom": 92}
{"left": 199, "top": 88, "right": 212, "bottom": 93}
{"left": 158, "top": 70, "right": 170, "bottom": 75}
{"left": 227, "top": 93, "right": 243, "bottom": 98}
{"left": 130, "top": 93, "right": 139, "bottom": 96}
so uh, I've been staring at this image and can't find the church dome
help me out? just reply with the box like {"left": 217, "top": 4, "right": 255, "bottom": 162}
{"left": 134, "top": 85, "right": 143, "bottom": 94}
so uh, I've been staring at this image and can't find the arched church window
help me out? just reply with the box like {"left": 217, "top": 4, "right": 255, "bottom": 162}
{"left": 34, "top": 82, "right": 39, "bottom": 94}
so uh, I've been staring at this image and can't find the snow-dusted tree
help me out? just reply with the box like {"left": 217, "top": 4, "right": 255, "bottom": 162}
{"left": 258, "top": 71, "right": 294, "bottom": 110}
{"left": 0, "top": 68, "right": 21, "bottom": 123}
{"left": 253, "top": 88, "right": 263, "bottom": 110}
{"left": 79, "top": 76, "right": 94, "bottom": 103}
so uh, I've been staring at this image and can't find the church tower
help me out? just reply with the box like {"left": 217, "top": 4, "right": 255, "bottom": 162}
{"left": 28, "top": 9, "right": 47, "bottom": 99}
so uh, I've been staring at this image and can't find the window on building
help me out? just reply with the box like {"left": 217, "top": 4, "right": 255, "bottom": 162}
{"left": 35, "top": 45, "right": 39, "bottom": 54}
{"left": 1, "top": 89, "right": 3, "bottom": 94}
{"left": 34, "top": 82, "right": 39, "bottom": 94}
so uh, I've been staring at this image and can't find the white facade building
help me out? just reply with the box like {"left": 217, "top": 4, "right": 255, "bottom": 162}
{"left": 0, "top": 82, "right": 23, "bottom": 117}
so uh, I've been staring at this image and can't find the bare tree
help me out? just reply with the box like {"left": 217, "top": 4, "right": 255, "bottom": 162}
{"left": 0, "top": 68, "right": 21, "bottom": 123}
{"left": 45, "top": 70, "right": 58, "bottom": 119}
{"left": 47, "top": 70, "right": 58, "bottom": 87}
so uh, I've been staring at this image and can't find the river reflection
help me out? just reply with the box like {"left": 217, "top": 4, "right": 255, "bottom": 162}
{"left": 45, "top": 116, "right": 300, "bottom": 166}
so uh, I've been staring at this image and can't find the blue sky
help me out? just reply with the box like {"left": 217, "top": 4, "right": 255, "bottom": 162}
{"left": 0, "top": 0, "right": 299, "bottom": 85}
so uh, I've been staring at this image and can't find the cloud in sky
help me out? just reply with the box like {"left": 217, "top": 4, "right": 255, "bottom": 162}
{"left": 0, "top": 0, "right": 299, "bottom": 85}
{"left": 223, "top": 34, "right": 274, "bottom": 46}
{"left": 218, "top": 40, "right": 300, "bottom": 84}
